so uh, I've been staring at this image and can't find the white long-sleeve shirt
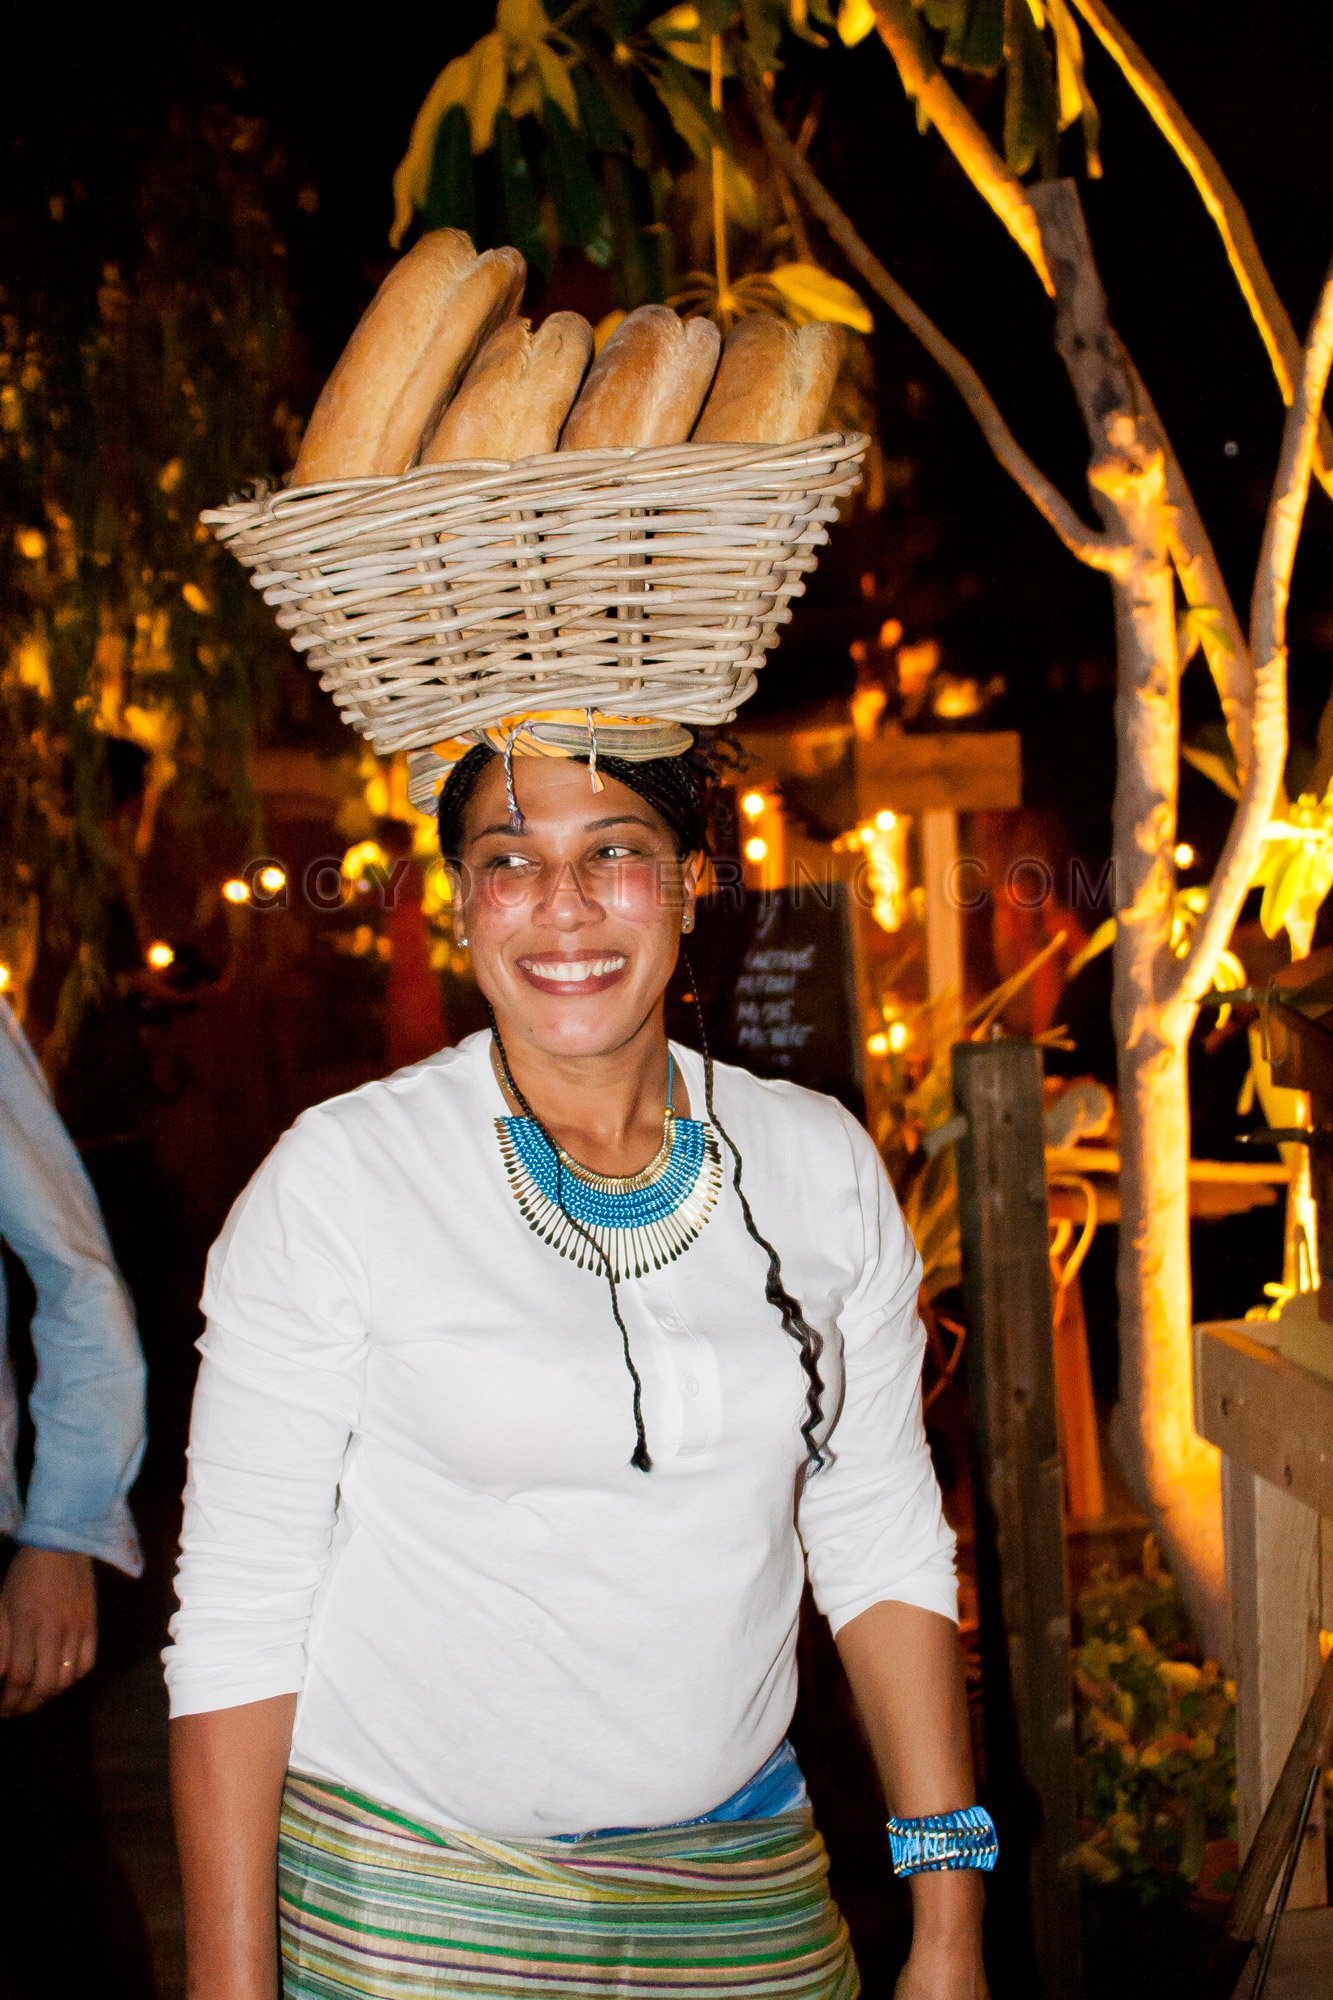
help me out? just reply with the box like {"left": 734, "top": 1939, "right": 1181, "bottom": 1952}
{"left": 164, "top": 1029, "right": 956, "bottom": 1837}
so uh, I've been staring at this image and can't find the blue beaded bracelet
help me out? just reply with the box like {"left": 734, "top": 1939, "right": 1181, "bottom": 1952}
{"left": 885, "top": 1804, "right": 999, "bottom": 1877}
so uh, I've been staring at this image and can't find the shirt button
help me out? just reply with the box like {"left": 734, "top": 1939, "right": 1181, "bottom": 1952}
{"left": 661, "top": 1316, "right": 684, "bottom": 1334}
{"left": 682, "top": 1374, "right": 700, "bottom": 1397}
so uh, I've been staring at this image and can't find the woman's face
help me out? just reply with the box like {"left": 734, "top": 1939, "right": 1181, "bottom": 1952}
{"left": 451, "top": 756, "right": 700, "bottom": 1060}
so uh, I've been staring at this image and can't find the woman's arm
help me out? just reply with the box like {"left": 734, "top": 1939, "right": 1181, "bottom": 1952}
{"left": 165, "top": 1110, "right": 371, "bottom": 1997}
{"left": 171, "top": 1696, "right": 297, "bottom": 2000}
{"left": 835, "top": 1601, "right": 986, "bottom": 2000}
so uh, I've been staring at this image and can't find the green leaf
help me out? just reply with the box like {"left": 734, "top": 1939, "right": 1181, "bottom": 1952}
{"left": 787, "top": 0, "right": 831, "bottom": 45}
{"left": 742, "top": 0, "right": 787, "bottom": 70}
{"left": 1179, "top": 603, "right": 1237, "bottom": 666}
{"left": 533, "top": 42, "right": 582, "bottom": 128}
{"left": 494, "top": 110, "right": 550, "bottom": 278}
{"left": 1065, "top": 916, "right": 1116, "bottom": 981}
{"left": 419, "top": 104, "right": 477, "bottom": 238}
{"left": 1003, "top": 0, "right": 1059, "bottom": 177}
{"left": 1259, "top": 845, "right": 1311, "bottom": 940}
{"left": 469, "top": 33, "right": 509, "bottom": 153}
{"left": 768, "top": 260, "right": 873, "bottom": 330}
{"left": 722, "top": 155, "right": 760, "bottom": 229}
{"left": 837, "top": 0, "right": 876, "bottom": 43}
{"left": 1181, "top": 742, "right": 1243, "bottom": 802}
{"left": 571, "top": 64, "right": 630, "bottom": 154}
{"left": 542, "top": 100, "right": 614, "bottom": 263}
{"left": 389, "top": 51, "right": 476, "bottom": 246}
{"left": 1047, "top": 0, "right": 1101, "bottom": 174}
{"left": 943, "top": 0, "right": 1005, "bottom": 71}
{"left": 583, "top": 56, "right": 655, "bottom": 167}
{"left": 654, "top": 58, "right": 726, "bottom": 161}
{"left": 497, "top": 0, "right": 556, "bottom": 35}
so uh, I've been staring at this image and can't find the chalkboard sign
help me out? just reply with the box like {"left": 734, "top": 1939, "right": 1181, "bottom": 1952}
{"left": 669, "top": 883, "right": 864, "bottom": 1116}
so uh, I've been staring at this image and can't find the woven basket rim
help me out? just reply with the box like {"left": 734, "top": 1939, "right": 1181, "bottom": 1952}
{"left": 202, "top": 429, "right": 869, "bottom": 528}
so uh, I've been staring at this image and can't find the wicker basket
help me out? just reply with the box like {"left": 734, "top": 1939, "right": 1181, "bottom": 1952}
{"left": 203, "top": 431, "right": 868, "bottom": 764}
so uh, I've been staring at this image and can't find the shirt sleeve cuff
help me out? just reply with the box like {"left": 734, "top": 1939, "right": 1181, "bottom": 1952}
{"left": 16, "top": 1510, "right": 144, "bottom": 1579}
{"left": 163, "top": 1666, "right": 306, "bottom": 1719}
{"left": 821, "top": 1566, "right": 960, "bottom": 1639}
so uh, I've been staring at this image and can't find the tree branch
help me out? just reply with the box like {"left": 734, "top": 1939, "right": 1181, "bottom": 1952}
{"left": 1172, "top": 256, "right": 1333, "bottom": 1010}
{"left": 742, "top": 68, "right": 1120, "bottom": 571}
{"left": 868, "top": 0, "right": 1055, "bottom": 294}
{"left": 1067, "top": 0, "right": 1333, "bottom": 499}
{"left": 1127, "top": 361, "right": 1256, "bottom": 785}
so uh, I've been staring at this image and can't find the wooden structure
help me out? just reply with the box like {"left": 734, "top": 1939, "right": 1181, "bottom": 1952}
{"left": 1194, "top": 1319, "right": 1333, "bottom": 1910}
{"left": 954, "top": 1039, "right": 1083, "bottom": 1999}
{"left": 738, "top": 715, "right": 1021, "bottom": 1038}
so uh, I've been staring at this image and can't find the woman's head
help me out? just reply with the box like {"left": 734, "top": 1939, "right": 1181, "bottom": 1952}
{"left": 437, "top": 745, "right": 709, "bottom": 1060}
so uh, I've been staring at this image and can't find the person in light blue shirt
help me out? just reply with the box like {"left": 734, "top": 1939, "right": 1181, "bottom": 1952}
{"left": 0, "top": 995, "right": 146, "bottom": 1715}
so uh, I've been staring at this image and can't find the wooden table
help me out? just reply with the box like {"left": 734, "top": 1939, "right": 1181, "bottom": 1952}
{"left": 1194, "top": 1320, "right": 1333, "bottom": 1910}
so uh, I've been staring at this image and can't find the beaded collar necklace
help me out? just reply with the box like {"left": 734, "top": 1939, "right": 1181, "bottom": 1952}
{"left": 492, "top": 1042, "right": 722, "bottom": 1282}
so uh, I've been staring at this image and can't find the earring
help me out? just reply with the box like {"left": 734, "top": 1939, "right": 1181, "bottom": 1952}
{"left": 457, "top": 932, "right": 469, "bottom": 948}
{"left": 682, "top": 911, "right": 694, "bottom": 934}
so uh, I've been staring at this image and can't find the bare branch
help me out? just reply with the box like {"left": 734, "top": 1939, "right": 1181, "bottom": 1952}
{"left": 869, "top": 0, "right": 1054, "bottom": 293}
{"left": 1067, "top": 0, "right": 1333, "bottom": 498}
{"left": 742, "top": 69, "right": 1120, "bottom": 571}
{"left": 1172, "top": 256, "right": 1333, "bottom": 1010}
{"left": 1126, "top": 362, "right": 1256, "bottom": 784}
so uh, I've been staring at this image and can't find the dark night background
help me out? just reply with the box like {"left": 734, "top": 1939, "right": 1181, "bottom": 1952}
{"left": 1, "top": 8, "right": 1330, "bottom": 1994}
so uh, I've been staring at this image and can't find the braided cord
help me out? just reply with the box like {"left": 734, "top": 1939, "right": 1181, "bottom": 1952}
{"left": 681, "top": 950, "right": 827, "bottom": 1469}
{"left": 488, "top": 1009, "right": 652, "bottom": 1472}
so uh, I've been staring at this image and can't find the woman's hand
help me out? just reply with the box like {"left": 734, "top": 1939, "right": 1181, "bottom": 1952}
{"left": 894, "top": 1933, "right": 989, "bottom": 1998}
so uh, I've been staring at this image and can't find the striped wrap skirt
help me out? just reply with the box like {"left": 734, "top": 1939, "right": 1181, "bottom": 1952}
{"left": 279, "top": 1771, "right": 860, "bottom": 1998}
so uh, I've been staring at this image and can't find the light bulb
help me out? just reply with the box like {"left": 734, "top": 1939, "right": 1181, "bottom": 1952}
{"left": 221, "top": 878, "right": 251, "bottom": 905}
{"left": 146, "top": 941, "right": 175, "bottom": 971}
{"left": 258, "top": 865, "right": 287, "bottom": 894}
{"left": 744, "top": 835, "right": 768, "bottom": 864}
{"left": 887, "top": 1020, "right": 910, "bottom": 1053}
{"left": 740, "top": 791, "right": 767, "bottom": 821}
{"left": 866, "top": 1031, "right": 889, "bottom": 1057}
{"left": 1174, "top": 842, "right": 1195, "bottom": 869}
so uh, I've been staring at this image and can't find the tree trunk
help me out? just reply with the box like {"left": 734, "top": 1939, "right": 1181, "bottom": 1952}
{"left": 1031, "top": 183, "right": 1228, "bottom": 1651}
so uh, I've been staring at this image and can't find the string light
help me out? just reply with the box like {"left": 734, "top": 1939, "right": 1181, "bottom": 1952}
{"left": 866, "top": 1031, "right": 889, "bottom": 1057}
{"left": 1174, "top": 842, "right": 1196, "bottom": 869}
{"left": 887, "top": 1020, "right": 910, "bottom": 1053}
{"left": 874, "top": 809, "right": 896, "bottom": 831}
{"left": 146, "top": 941, "right": 175, "bottom": 971}
{"left": 257, "top": 864, "right": 287, "bottom": 894}
{"left": 0, "top": 965, "right": 11, "bottom": 994}
{"left": 740, "top": 790, "right": 767, "bottom": 821}
{"left": 221, "top": 878, "right": 251, "bottom": 905}
{"left": 744, "top": 835, "right": 768, "bottom": 864}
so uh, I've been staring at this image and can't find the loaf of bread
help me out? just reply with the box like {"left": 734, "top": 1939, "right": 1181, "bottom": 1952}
{"left": 292, "top": 231, "right": 526, "bottom": 483}
{"left": 420, "top": 313, "right": 594, "bottom": 464}
{"left": 692, "top": 314, "right": 841, "bottom": 445}
{"left": 559, "top": 306, "right": 721, "bottom": 451}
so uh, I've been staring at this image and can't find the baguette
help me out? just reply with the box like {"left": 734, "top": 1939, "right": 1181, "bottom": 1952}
{"left": 421, "top": 313, "right": 594, "bottom": 464}
{"left": 559, "top": 306, "right": 721, "bottom": 451}
{"left": 292, "top": 232, "right": 526, "bottom": 483}
{"left": 692, "top": 314, "right": 841, "bottom": 445}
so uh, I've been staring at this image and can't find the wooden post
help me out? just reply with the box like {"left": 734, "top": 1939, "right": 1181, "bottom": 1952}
{"left": 954, "top": 1038, "right": 1084, "bottom": 1999}
{"left": 1224, "top": 1463, "right": 1327, "bottom": 1908}
{"left": 922, "top": 807, "right": 963, "bottom": 1048}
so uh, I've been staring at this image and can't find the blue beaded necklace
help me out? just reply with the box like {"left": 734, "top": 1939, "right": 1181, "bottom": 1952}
{"left": 494, "top": 1051, "right": 722, "bottom": 1281}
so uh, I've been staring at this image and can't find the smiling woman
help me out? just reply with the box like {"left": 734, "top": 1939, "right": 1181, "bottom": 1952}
{"left": 164, "top": 725, "right": 991, "bottom": 2000}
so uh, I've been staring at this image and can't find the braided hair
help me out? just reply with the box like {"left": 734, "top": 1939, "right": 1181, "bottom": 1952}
{"left": 437, "top": 740, "right": 828, "bottom": 1472}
